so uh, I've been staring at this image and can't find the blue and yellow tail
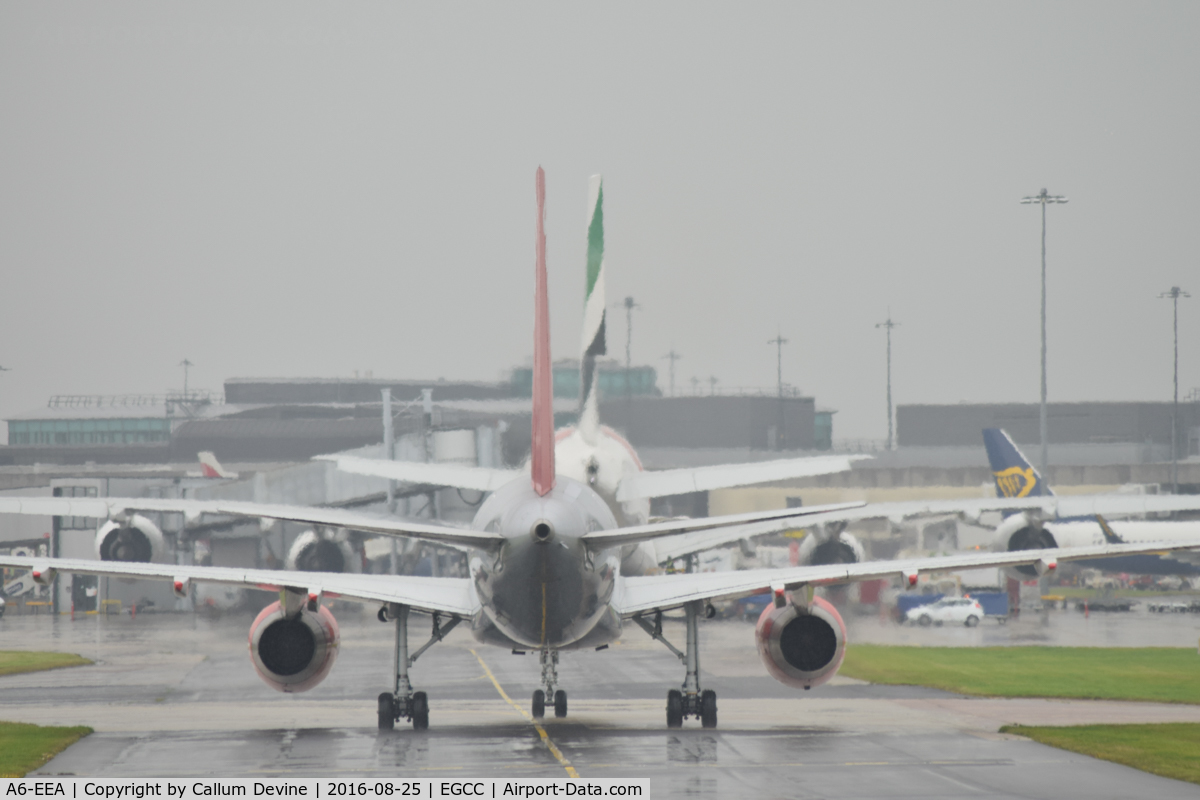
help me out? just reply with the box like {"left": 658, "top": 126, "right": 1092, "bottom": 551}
{"left": 982, "top": 428, "right": 1052, "bottom": 498}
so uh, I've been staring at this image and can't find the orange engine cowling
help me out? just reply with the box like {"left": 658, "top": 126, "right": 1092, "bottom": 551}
{"left": 248, "top": 601, "right": 340, "bottom": 693}
{"left": 755, "top": 594, "right": 847, "bottom": 690}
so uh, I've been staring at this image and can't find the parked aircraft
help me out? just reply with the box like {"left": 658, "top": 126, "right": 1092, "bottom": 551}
{"left": 984, "top": 428, "right": 1200, "bottom": 576}
{"left": 2, "top": 170, "right": 1200, "bottom": 733}
{"left": 195, "top": 451, "right": 238, "bottom": 480}
{"left": 325, "top": 174, "right": 870, "bottom": 574}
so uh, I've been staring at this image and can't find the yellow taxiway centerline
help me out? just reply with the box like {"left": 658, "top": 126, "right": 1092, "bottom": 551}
{"left": 469, "top": 648, "right": 580, "bottom": 779}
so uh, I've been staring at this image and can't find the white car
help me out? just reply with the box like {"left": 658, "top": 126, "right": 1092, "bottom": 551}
{"left": 906, "top": 597, "right": 984, "bottom": 627}
{"left": 0, "top": 594, "right": 6, "bottom": 618}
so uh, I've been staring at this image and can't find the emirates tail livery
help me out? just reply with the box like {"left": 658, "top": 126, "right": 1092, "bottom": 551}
{"left": 2, "top": 170, "right": 1200, "bottom": 731}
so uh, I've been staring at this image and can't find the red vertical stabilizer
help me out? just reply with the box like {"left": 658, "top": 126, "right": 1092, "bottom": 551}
{"left": 531, "top": 167, "right": 555, "bottom": 496}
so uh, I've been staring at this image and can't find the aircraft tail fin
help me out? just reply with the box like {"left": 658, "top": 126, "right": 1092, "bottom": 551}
{"left": 579, "top": 174, "right": 606, "bottom": 445}
{"left": 1094, "top": 514, "right": 1125, "bottom": 544}
{"left": 982, "top": 428, "right": 1052, "bottom": 498}
{"left": 197, "top": 451, "right": 234, "bottom": 479}
{"left": 531, "top": 167, "right": 556, "bottom": 496}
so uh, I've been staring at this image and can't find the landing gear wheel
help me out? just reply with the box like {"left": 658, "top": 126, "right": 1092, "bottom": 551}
{"left": 666, "top": 689, "right": 683, "bottom": 729}
{"left": 964, "top": 615, "right": 979, "bottom": 628}
{"left": 918, "top": 614, "right": 932, "bottom": 627}
{"left": 553, "top": 690, "right": 567, "bottom": 718}
{"left": 532, "top": 689, "right": 546, "bottom": 719}
{"left": 377, "top": 692, "right": 396, "bottom": 731}
{"left": 411, "top": 691, "right": 429, "bottom": 730}
{"left": 700, "top": 689, "right": 717, "bottom": 729}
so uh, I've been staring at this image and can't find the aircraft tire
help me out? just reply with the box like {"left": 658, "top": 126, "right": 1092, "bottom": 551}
{"left": 700, "top": 690, "right": 717, "bottom": 729}
{"left": 666, "top": 690, "right": 683, "bottom": 728}
{"left": 532, "top": 690, "right": 545, "bottom": 719}
{"left": 377, "top": 693, "right": 395, "bottom": 731}
{"left": 412, "top": 691, "right": 429, "bottom": 731}
{"left": 553, "top": 690, "right": 567, "bottom": 718}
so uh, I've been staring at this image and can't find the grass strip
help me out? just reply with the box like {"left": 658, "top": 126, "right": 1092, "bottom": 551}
{"left": 840, "top": 645, "right": 1200, "bottom": 704}
{"left": 0, "top": 651, "right": 92, "bottom": 677}
{"left": 0, "top": 721, "right": 92, "bottom": 777}
{"left": 1002, "top": 723, "right": 1200, "bottom": 785}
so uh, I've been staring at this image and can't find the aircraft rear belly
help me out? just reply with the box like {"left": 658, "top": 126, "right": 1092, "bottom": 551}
{"left": 481, "top": 536, "right": 615, "bottom": 648}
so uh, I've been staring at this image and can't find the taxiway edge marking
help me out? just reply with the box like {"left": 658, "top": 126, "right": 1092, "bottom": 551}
{"left": 469, "top": 648, "right": 580, "bottom": 779}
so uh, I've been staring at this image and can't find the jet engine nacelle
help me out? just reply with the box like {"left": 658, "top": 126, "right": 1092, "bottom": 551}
{"left": 796, "top": 530, "right": 864, "bottom": 566}
{"left": 286, "top": 530, "right": 359, "bottom": 574}
{"left": 248, "top": 601, "right": 340, "bottom": 693}
{"left": 991, "top": 512, "right": 1057, "bottom": 579}
{"left": 95, "top": 515, "right": 165, "bottom": 563}
{"left": 755, "top": 594, "right": 847, "bottom": 690}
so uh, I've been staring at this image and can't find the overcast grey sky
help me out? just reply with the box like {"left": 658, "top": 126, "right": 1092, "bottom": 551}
{"left": 1, "top": 2, "right": 1197, "bottom": 444}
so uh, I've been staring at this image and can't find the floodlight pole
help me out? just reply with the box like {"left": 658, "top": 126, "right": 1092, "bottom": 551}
{"left": 383, "top": 388, "right": 398, "bottom": 574}
{"left": 180, "top": 359, "right": 194, "bottom": 399}
{"left": 876, "top": 313, "right": 900, "bottom": 450}
{"left": 1160, "top": 286, "right": 1190, "bottom": 493}
{"left": 621, "top": 296, "right": 640, "bottom": 397}
{"left": 768, "top": 333, "right": 788, "bottom": 450}
{"left": 1021, "top": 188, "right": 1068, "bottom": 479}
{"left": 662, "top": 349, "right": 682, "bottom": 397}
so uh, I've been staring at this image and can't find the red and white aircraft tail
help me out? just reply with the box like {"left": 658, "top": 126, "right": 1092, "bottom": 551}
{"left": 197, "top": 451, "right": 237, "bottom": 479}
{"left": 530, "top": 166, "right": 556, "bottom": 497}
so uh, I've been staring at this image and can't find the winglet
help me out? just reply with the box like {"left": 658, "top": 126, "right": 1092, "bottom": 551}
{"left": 531, "top": 167, "right": 555, "bottom": 496}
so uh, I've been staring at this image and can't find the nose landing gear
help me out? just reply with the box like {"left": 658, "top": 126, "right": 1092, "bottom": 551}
{"left": 531, "top": 649, "right": 567, "bottom": 718}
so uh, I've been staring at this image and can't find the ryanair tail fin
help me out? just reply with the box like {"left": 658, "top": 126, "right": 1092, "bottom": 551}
{"left": 579, "top": 174, "right": 606, "bottom": 446}
{"left": 530, "top": 167, "right": 556, "bottom": 497}
{"left": 982, "top": 428, "right": 1052, "bottom": 499}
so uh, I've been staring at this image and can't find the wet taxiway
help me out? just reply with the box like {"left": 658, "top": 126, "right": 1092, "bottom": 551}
{"left": 2, "top": 603, "right": 1199, "bottom": 798}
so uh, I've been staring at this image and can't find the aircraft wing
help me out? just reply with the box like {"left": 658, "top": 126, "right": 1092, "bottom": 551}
{"left": 580, "top": 502, "right": 866, "bottom": 550}
{"left": 0, "top": 497, "right": 504, "bottom": 550}
{"left": 614, "top": 455, "right": 870, "bottom": 502}
{"left": 321, "top": 455, "right": 523, "bottom": 493}
{"left": 614, "top": 538, "right": 1200, "bottom": 616}
{"left": 739, "top": 492, "right": 1200, "bottom": 530}
{"left": 0, "top": 555, "right": 478, "bottom": 618}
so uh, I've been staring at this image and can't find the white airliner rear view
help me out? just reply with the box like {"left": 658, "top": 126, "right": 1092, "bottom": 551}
{"left": 325, "top": 174, "right": 870, "bottom": 575}
{"left": 2, "top": 170, "right": 1200, "bottom": 733}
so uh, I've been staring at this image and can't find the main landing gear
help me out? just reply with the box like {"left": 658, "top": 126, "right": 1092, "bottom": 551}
{"left": 531, "top": 649, "right": 567, "bottom": 719}
{"left": 377, "top": 603, "right": 461, "bottom": 731}
{"left": 635, "top": 600, "right": 718, "bottom": 729}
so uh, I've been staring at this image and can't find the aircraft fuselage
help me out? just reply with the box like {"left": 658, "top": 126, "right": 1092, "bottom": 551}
{"left": 468, "top": 476, "right": 624, "bottom": 650}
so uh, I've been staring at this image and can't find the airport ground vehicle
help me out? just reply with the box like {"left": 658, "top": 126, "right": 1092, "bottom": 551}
{"left": 906, "top": 597, "right": 985, "bottom": 627}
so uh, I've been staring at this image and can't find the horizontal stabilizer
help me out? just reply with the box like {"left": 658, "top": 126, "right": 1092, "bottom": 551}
{"left": 324, "top": 455, "right": 522, "bottom": 493}
{"left": 615, "top": 455, "right": 869, "bottom": 502}
{"left": 581, "top": 502, "right": 865, "bottom": 550}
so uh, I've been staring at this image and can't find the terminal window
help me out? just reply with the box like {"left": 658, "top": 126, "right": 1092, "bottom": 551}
{"left": 53, "top": 485, "right": 99, "bottom": 530}
{"left": 8, "top": 418, "right": 171, "bottom": 446}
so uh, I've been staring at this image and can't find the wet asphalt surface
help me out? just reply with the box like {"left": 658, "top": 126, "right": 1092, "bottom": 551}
{"left": 2, "top": 602, "right": 1199, "bottom": 798}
